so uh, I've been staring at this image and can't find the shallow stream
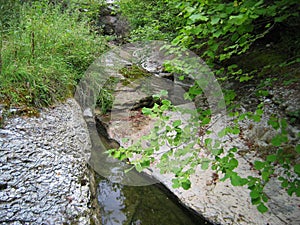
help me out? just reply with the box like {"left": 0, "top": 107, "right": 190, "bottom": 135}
{"left": 96, "top": 174, "right": 211, "bottom": 225}
{"left": 93, "top": 121, "right": 211, "bottom": 225}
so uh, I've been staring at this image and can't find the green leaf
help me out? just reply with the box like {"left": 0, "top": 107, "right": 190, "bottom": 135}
{"left": 296, "top": 144, "right": 300, "bottom": 154}
{"left": 141, "top": 159, "right": 150, "bottom": 168}
{"left": 271, "top": 134, "right": 288, "bottom": 147}
{"left": 230, "top": 173, "right": 247, "bottom": 186}
{"left": 181, "top": 179, "right": 191, "bottom": 190}
{"left": 119, "top": 153, "right": 127, "bottom": 161}
{"left": 262, "top": 171, "right": 270, "bottom": 182}
{"left": 113, "top": 151, "right": 121, "bottom": 159}
{"left": 160, "top": 90, "right": 168, "bottom": 97}
{"left": 218, "top": 128, "right": 227, "bottom": 138}
{"left": 250, "top": 190, "right": 260, "bottom": 199}
{"left": 172, "top": 120, "right": 182, "bottom": 127}
{"left": 201, "top": 161, "right": 210, "bottom": 170}
{"left": 231, "top": 126, "right": 240, "bottom": 135}
{"left": 201, "top": 117, "right": 211, "bottom": 126}
{"left": 172, "top": 178, "right": 180, "bottom": 188}
{"left": 161, "top": 99, "right": 171, "bottom": 106}
{"left": 287, "top": 186, "right": 296, "bottom": 196}
{"left": 281, "top": 179, "right": 289, "bottom": 188}
{"left": 142, "top": 107, "right": 152, "bottom": 115}
{"left": 179, "top": 75, "right": 185, "bottom": 80}
{"left": 211, "top": 17, "right": 220, "bottom": 25}
{"left": 229, "top": 158, "right": 238, "bottom": 169}
{"left": 189, "top": 14, "right": 209, "bottom": 22}
{"left": 294, "top": 164, "right": 300, "bottom": 176}
{"left": 255, "top": 109, "right": 264, "bottom": 116}
{"left": 121, "top": 137, "right": 129, "bottom": 143}
{"left": 257, "top": 203, "right": 268, "bottom": 213}
{"left": 266, "top": 154, "right": 277, "bottom": 163}
{"left": 262, "top": 194, "right": 268, "bottom": 203}
{"left": 254, "top": 161, "right": 265, "bottom": 170}
{"left": 252, "top": 114, "right": 261, "bottom": 122}
{"left": 212, "top": 148, "right": 223, "bottom": 156}
{"left": 229, "top": 14, "right": 248, "bottom": 25}
{"left": 268, "top": 117, "right": 280, "bottom": 130}
{"left": 135, "top": 163, "right": 143, "bottom": 172}
{"left": 251, "top": 197, "right": 261, "bottom": 205}
{"left": 239, "top": 75, "right": 253, "bottom": 82}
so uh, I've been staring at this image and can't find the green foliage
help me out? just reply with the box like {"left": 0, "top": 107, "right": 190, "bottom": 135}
{"left": 120, "top": 0, "right": 299, "bottom": 83}
{"left": 170, "top": 0, "right": 299, "bottom": 74}
{"left": 108, "top": 87, "right": 299, "bottom": 214}
{"left": 119, "top": 0, "right": 184, "bottom": 41}
{"left": 0, "top": 0, "right": 106, "bottom": 108}
{"left": 111, "top": 0, "right": 300, "bottom": 211}
{"left": 96, "top": 77, "right": 119, "bottom": 114}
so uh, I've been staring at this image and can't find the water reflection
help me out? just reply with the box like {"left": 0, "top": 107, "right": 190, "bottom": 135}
{"left": 98, "top": 180, "right": 127, "bottom": 225}
{"left": 97, "top": 176, "right": 211, "bottom": 225}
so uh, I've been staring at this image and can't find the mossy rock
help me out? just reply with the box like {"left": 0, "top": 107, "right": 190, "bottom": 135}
{"left": 119, "top": 64, "right": 152, "bottom": 81}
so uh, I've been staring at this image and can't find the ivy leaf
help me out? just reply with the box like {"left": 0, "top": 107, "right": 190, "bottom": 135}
{"left": 201, "top": 117, "right": 211, "bottom": 126}
{"left": 296, "top": 187, "right": 300, "bottom": 197}
{"left": 287, "top": 186, "right": 296, "bottom": 196}
{"left": 257, "top": 203, "right": 268, "bottom": 213}
{"left": 218, "top": 128, "right": 226, "bottom": 137}
{"left": 161, "top": 99, "right": 171, "bottom": 106}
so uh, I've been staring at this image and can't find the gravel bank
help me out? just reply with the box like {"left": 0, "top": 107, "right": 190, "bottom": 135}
{"left": 0, "top": 99, "right": 94, "bottom": 225}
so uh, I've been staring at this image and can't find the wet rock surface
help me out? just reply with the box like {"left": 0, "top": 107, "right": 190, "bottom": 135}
{"left": 95, "top": 61, "right": 300, "bottom": 224}
{"left": 0, "top": 99, "right": 93, "bottom": 224}
{"left": 101, "top": 101, "right": 300, "bottom": 225}
{"left": 74, "top": 41, "right": 299, "bottom": 224}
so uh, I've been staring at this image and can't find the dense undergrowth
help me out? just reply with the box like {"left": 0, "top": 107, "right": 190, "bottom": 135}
{"left": 0, "top": 0, "right": 107, "bottom": 110}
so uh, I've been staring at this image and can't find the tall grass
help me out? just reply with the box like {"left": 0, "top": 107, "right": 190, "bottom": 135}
{"left": 0, "top": 0, "right": 107, "bottom": 108}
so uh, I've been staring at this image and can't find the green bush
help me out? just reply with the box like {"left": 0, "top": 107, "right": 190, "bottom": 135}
{"left": 0, "top": 0, "right": 106, "bottom": 107}
{"left": 119, "top": 0, "right": 184, "bottom": 41}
